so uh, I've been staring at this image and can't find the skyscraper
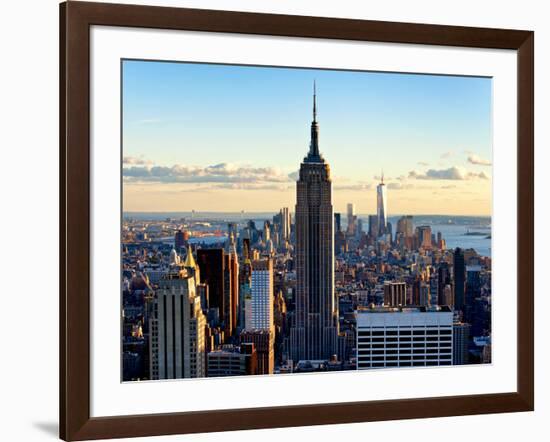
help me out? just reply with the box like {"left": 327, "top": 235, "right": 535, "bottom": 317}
{"left": 453, "top": 322, "right": 470, "bottom": 365}
{"left": 334, "top": 213, "right": 342, "bottom": 233}
{"left": 368, "top": 214, "right": 379, "bottom": 239}
{"left": 396, "top": 215, "right": 414, "bottom": 249}
{"left": 346, "top": 203, "right": 356, "bottom": 235}
{"left": 416, "top": 225, "right": 433, "bottom": 249}
{"left": 376, "top": 173, "right": 387, "bottom": 236}
{"left": 240, "top": 228, "right": 275, "bottom": 375}
{"left": 240, "top": 329, "right": 275, "bottom": 375}
{"left": 396, "top": 215, "right": 413, "bottom": 238}
{"left": 197, "top": 249, "right": 229, "bottom": 337}
{"left": 149, "top": 267, "right": 207, "bottom": 379}
{"left": 248, "top": 259, "right": 274, "bottom": 330}
{"left": 224, "top": 247, "right": 239, "bottom": 336}
{"left": 453, "top": 248, "right": 466, "bottom": 311}
{"left": 290, "top": 83, "right": 338, "bottom": 362}
{"left": 465, "top": 264, "right": 482, "bottom": 325}
{"left": 437, "top": 262, "right": 452, "bottom": 306}
{"left": 280, "top": 207, "right": 291, "bottom": 243}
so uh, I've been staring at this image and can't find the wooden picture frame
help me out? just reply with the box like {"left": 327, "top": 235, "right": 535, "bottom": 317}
{"left": 60, "top": 1, "right": 534, "bottom": 440}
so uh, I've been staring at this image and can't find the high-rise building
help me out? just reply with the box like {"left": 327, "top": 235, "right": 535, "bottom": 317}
{"left": 356, "top": 306, "right": 453, "bottom": 369}
{"left": 376, "top": 173, "right": 387, "bottom": 236}
{"left": 242, "top": 238, "right": 251, "bottom": 262}
{"left": 280, "top": 207, "right": 291, "bottom": 242}
{"left": 149, "top": 268, "right": 207, "bottom": 379}
{"left": 242, "top": 259, "right": 275, "bottom": 374}
{"left": 334, "top": 213, "right": 342, "bottom": 233}
{"left": 238, "top": 252, "right": 252, "bottom": 331}
{"left": 412, "top": 278, "right": 430, "bottom": 306}
{"left": 356, "top": 218, "right": 364, "bottom": 239}
{"left": 347, "top": 203, "right": 356, "bottom": 235}
{"left": 249, "top": 259, "right": 274, "bottom": 330}
{"left": 174, "top": 229, "right": 188, "bottom": 251}
{"left": 227, "top": 223, "right": 238, "bottom": 243}
{"left": 383, "top": 281, "right": 407, "bottom": 306}
{"left": 290, "top": 83, "right": 338, "bottom": 362}
{"left": 453, "top": 248, "right": 466, "bottom": 311}
{"left": 443, "top": 284, "right": 454, "bottom": 307}
{"left": 416, "top": 225, "right": 432, "bottom": 250}
{"left": 263, "top": 220, "right": 271, "bottom": 243}
{"left": 396, "top": 215, "right": 414, "bottom": 238}
{"left": 437, "top": 262, "right": 452, "bottom": 306}
{"left": 240, "top": 329, "right": 275, "bottom": 375}
{"left": 368, "top": 214, "right": 379, "bottom": 239}
{"left": 206, "top": 344, "right": 257, "bottom": 377}
{"left": 224, "top": 247, "right": 239, "bottom": 336}
{"left": 465, "top": 264, "right": 482, "bottom": 326}
{"left": 197, "top": 249, "right": 227, "bottom": 334}
{"left": 453, "top": 322, "right": 470, "bottom": 365}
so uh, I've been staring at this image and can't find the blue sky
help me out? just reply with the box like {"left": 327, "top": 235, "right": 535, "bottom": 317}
{"left": 122, "top": 60, "right": 492, "bottom": 215}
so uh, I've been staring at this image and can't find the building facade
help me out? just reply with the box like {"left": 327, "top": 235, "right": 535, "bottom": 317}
{"left": 280, "top": 207, "right": 291, "bottom": 243}
{"left": 197, "top": 248, "right": 226, "bottom": 330}
{"left": 356, "top": 306, "right": 453, "bottom": 369}
{"left": 249, "top": 259, "right": 274, "bottom": 330}
{"left": 149, "top": 268, "right": 207, "bottom": 379}
{"left": 347, "top": 203, "right": 356, "bottom": 235}
{"left": 453, "top": 247, "right": 466, "bottom": 311}
{"left": 383, "top": 281, "right": 407, "bottom": 306}
{"left": 452, "top": 322, "right": 470, "bottom": 365}
{"left": 207, "top": 344, "right": 257, "bottom": 377}
{"left": 240, "top": 329, "right": 275, "bottom": 375}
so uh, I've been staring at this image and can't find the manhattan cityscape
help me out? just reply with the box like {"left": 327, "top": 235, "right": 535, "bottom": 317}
{"left": 122, "top": 61, "right": 492, "bottom": 381}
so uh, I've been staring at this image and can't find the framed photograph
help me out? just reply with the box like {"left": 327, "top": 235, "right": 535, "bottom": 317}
{"left": 60, "top": 1, "right": 534, "bottom": 440}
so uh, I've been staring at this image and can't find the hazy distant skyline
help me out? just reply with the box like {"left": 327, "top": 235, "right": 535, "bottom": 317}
{"left": 123, "top": 60, "right": 492, "bottom": 215}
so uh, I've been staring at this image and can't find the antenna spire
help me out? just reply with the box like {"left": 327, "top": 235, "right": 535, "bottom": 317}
{"left": 313, "top": 80, "right": 317, "bottom": 122}
{"left": 305, "top": 80, "right": 323, "bottom": 162}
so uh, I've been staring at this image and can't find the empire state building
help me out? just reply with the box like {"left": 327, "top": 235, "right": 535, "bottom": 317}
{"left": 290, "top": 84, "right": 338, "bottom": 362}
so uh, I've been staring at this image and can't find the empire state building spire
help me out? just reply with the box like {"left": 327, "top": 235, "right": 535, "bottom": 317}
{"left": 313, "top": 80, "right": 317, "bottom": 122}
{"left": 306, "top": 81, "right": 323, "bottom": 163}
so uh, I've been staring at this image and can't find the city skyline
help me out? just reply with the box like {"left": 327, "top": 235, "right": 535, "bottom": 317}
{"left": 123, "top": 60, "right": 492, "bottom": 216}
{"left": 122, "top": 62, "right": 492, "bottom": 382}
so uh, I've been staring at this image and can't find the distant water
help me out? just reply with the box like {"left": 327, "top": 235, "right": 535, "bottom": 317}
{"left": 387, "top": 215, "right": 491, "bottom": 258}
{"left": 124, "top": 212, "right": 491, "bottom": 258}
{"left": 124, "top": 212, "right": 278, "bottom": 222}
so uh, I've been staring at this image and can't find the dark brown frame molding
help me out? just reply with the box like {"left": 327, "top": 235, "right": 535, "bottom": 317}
{"left": 60, "top": 1, "right": 534, "bottom": 440}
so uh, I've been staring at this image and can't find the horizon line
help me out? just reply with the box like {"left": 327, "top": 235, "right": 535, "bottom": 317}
{"left": 123, "top": 211, "right": 491, "bottom": 218}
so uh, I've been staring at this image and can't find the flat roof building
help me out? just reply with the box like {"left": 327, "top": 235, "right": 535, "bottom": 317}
{"left": 356, "top": 306, "right": 453, "bottom": 370}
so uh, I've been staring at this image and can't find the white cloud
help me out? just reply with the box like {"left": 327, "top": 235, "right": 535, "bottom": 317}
{"left": 123, "top": 161, "right": 293, "bottom": 185}
{"left": 408, "top": 166, "right": 489, "bottom": 181}
{"left": 123, "top": 156, "right": 153, "bottom": 166}
{"left": 211, "top": 183, "right": 293, "bottom": 191}
{"left": 387, "top": 182, "right": 414, "bottom": 190}
{"left": 467, "top": 154, "right": 492, "bottom": 166}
